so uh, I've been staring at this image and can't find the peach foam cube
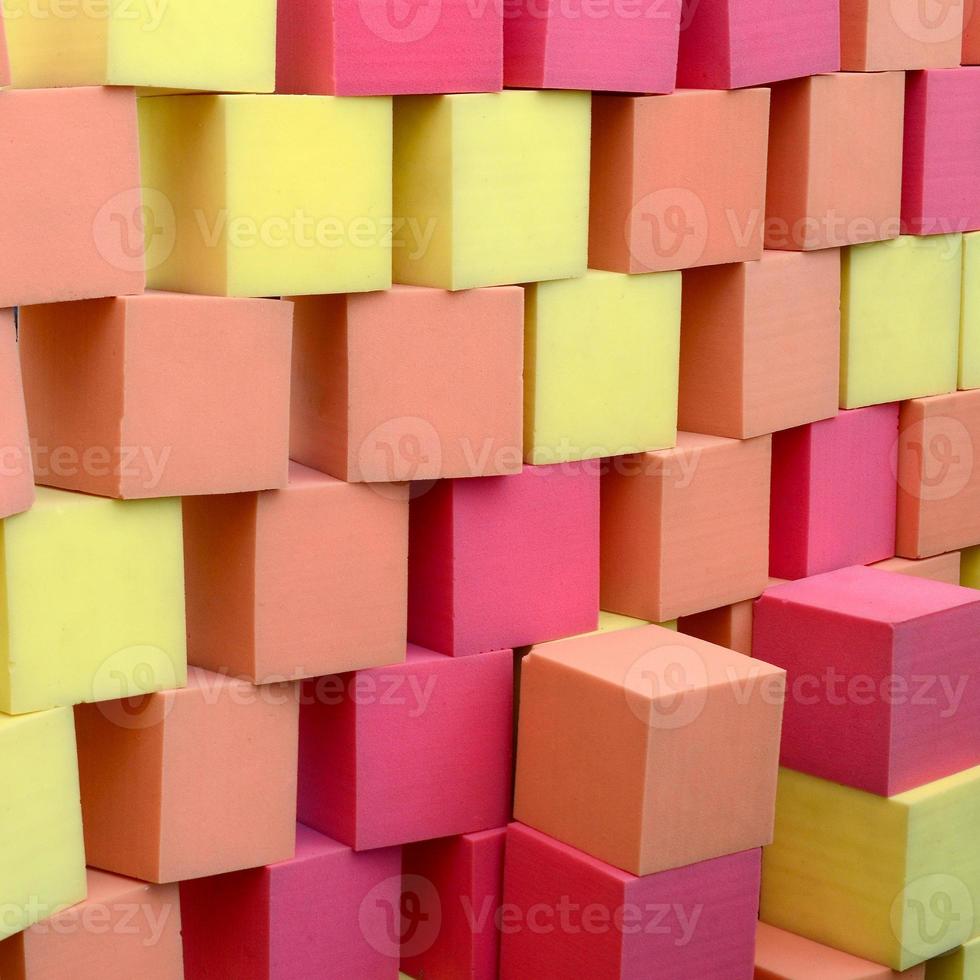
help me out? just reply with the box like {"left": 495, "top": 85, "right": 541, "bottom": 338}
{"left": 0, "top": 87, "right": 142, "bottom": 308}
{"left": 967, "top": 2, "right": 980, "bottom": 63}
{"left": 19, "top": 293, "right": 292, "bottom": 499}
{"left": 840, "top": 0, "right": 963, "bottom": 70}
{"left": 290, "top": 286, "right": 524, "bottom": 482}
{"left": 514, "top": 625, "right": 785, "bottom": 875}
{"left": 183, "top": 463, "right": 408, "bottom": 684}
{"left": 75, "top": 667, "right": 299, "bottom": 883}
{"left": 871, "top": 552, "right": 962, "bottom": 585}
{"left": 0, "top": 309, "right": 34, "bottom": 519}
{"left": 678, "top": 597, "right": 757, "bottom": 656}
{"left": 590, "top": 88, "right": 770, "bottom": 274}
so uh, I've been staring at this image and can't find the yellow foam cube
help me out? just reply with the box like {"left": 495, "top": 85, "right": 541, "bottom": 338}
{"left": 2, "top": 0, "right": 275, "bottom": 92}
{"left": 0, "top": 488, "right": 186, "bottom": 715}
{"left": 393, "top": 91, "right": 591, "bottom": 290}
{"left": 927, "top": 937, "right": 980, "bottom": 979}
{"left": 139, "top": 94, "right": 392, "bottom": 298}
{"left": 761, "top": 766, "right": 980, "bottom": 971}
{"left": 962, "top": 546, "right": 980, "bottom": 590}
{"left": 523, "top": 270, "right": 681, "bottom": 465}
{"left": 961, "top": 232, "right": 980, "bottom": 391}
{"left": 840, "top": 234, "right": 962, "bottom": 409}
{"left": 0, "top": 707, "right": 86, "bottom": 940}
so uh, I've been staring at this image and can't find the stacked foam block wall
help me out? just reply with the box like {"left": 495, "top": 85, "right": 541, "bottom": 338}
{"left": 1, "top": 1, "right": 980, "bottom": 978}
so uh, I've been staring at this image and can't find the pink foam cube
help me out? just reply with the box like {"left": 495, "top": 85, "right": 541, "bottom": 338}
{"left": 298, "top": 647, "right": 513, "bottom": 850}
{"left": 755, "top": 565, "right": 980, "bottom": 795}
{"left": 402, "top": 829, "right": 506, "bottom": 980}
{"left": 408, "top": 464, "right": 600, "bottom": 656}
{"left": 180, "top": 824, "right": 401, "bottom": 980}
{"left": 504, "top": 0, "right": 681, "bottom": 93}
{"left": 500, "top": 824, "right": 760, "bottom": 980}
{"left": 769, "top": 406, "right": 899, "bottom": 579}
{"left": 676, "top": 0, "right": 839, "bottom": 89}
{"left": 276, "top": 0, "right": 502, "bottom": 95}
{"left": 0, "top": 310, "right": 34, "bottom": 519}
{"left": 903, "top": 68, "right": 980, "bottom": 235}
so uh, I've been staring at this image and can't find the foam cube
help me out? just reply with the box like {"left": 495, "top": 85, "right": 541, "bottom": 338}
{"left": 75, "top": 667, "right": 298, "bottom": 883}
{"left": 504, "top": 0, "right": 680, "bottom": 93}
{"left": 0, "top": 870, "right": 183, "bottom": 978}
{"left": 590, "top": 88, "right": 770, "bottom": 274}
{"left": 408, "top": 464, "right": 599, "bottom": 656}
{"left": 761, "top": 765, "right": 980, "bottom": 970}
{"left": 184, "top": 463, "right": 408, "bottom": 683}
{"left": 840, "top": 0, "right": 963, "bottom": 70}
{"left": 903, "top": 69, "right": 980, "bottom": 236}
{"left": 842, "top": 235, "right": 962, "bottom": 408}
{"left": 299, "top": 647, "right": 513, "bottom": 850}
{"left": 769, "top": 406, "right": 899, "bottom": 579}
{"left": 139, "top": 94, "right": 392, "bottom": 298}
{"left": 181, "top": 824, "right": 401, "bottom": 979}
{"left": 0, "top": 708, "right": 86, "bottom": 942}
{"left": 290, "top": 285, "right": 524, "bottom": 482}
{"left": 19, "top": 293, "right": 292, "bottom": 499}
{"left": 0, "top": 12, "right": 9, "bottom": 87}
{"left": 0, "top": 309, "right": 34, "bottom": 519}
{"left": 277, "top": 0, "right": 501, "bottom": 95}
{"left": 601, "top": 433, "right": 771, "bottom": 622}
{"left": 896, "top": 389, "right": 980, "bottom": 557}
{"left": 967, "top": 3, "right": 980, "bottom": 63}
{"left": 962, "top": 232, "right": 980, "bottom": 389}
{"left": 393, "top": 91, "right": 590, "bottom": 290}
{"left": 0, "top": 87, "right": 142, "bottom": 308}
{"left": 500, "top": 824, "right": 761, "bottom": 979}
{"left": 872, "top": 552, "right": 962, "bottom": 584}
{"left": 678, "top": 597, "right": 756, "bottom": 656}
{"left": 0, "top": 489, "right": 185, "bottom": 715}
{"left": 677, "top": 0, "right": 839, "bottom": 88}
{"left": 679, "top": 249, "right": 840, "bottom": 439}
{"left": 524, "top": 270, "right": 681, "bottom": 465}
{"left": 402, "top": 829, "right": 506, "bottom": 980}
{"left": 927, "top": 938, "right": 980, "bottom": 979}
{"left": 964, "top": 545, "right": 980, "bottom": 587}
{"left": 2, "top": 0, "right": 275, "bottom": 90}
{"left": 766, "top": 72, "right": 905, "bottom": 251}
{"left": 514, "top": 625, "right": 785, "bottom": 875}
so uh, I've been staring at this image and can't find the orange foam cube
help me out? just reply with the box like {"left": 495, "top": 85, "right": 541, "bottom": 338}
{"left": 870, "top": 552, "right": 962, "bottom": 584}
{"left": 841, "top": 0, "right": 963, "bottom": 70}
{"left": 678, "top": 598, "right": 756, "bottom": 656}
{"left": 0, "top": 309, "right": 34, "bottom": 519}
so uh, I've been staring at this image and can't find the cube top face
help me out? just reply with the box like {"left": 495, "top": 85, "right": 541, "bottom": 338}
{"left": 393, "top": 91, "right": 591, "bottom": 290}
{"left": 0, "top": 86, "right": 143, "bottom": 308}
{"left": 841, "top": 0, "right": 964, "bottom": 71}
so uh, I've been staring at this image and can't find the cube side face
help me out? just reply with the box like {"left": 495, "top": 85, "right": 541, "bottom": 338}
{"left": 407, "top": 481, "right": 457, "bottom": 655}
{"left": 277, "top": 0, "right": 336, "bottom": 94}
{"left": 0, "top": 13, "right": 8, "bottom": 87}
{"left": 961, "top": 232, "right": 980, "bottom": 390}
{"left": 967, "top": 1, "right": 980, "bottom": 63}
{"left": 872, "top": 552, "right": 962, "bottom": 585}
{"left": 0, "top": 310, "right": 34, "bottom": 517}
{"left": 674, "top": 0, "right": 734, "bottom": 89}
{"left": 845, "top": 0, "right": 963, "bottom": 69}
{"left": 764, "top": 77, "right": 814, "bottom": 251}
{"left": 769, "top": 424, "right": 816, "bottom": 579}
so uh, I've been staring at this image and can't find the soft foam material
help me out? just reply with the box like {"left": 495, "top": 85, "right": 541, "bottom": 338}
{"left": 514, "top": 625, "right": 785, "bottom": 875}
{"left": 766, "top": 72, "right": 905, "bottom": 250}
{"left": 289, "top": 285, "right": 524, "bottom": 481}
{"left": 769, "top": 406, "right": 899, "bottom": 579}
{"left": 761, "top": 765, "right": 980, "bottom": 970}
{"left": 964, "top": 546, "right": 980, "bottom": 588}
{"left": 590, "top": 89, "right": 770, "bottom": 274}
{"left": 872, "top": 552, "right": 962, "bottom": 585}
{"left": 0, "top": 12, "right": 9, "bottom": 87}
{"left": 678, "top": 598, "right": 756, "bottom": 656}
{"left": 601, "top": 432, "right": 772, "bottom": 621}
{"left": 0, "top": 309, "right": 34, "bottom": 519}
{"left": 277, "top": 0, "right": 502, "bottom": 95}
{"left": 676, "top": 0, "right": 839, "bottom": 88}
{"left": 756, "top": 566, "right": 980, "bottom": 794}
{"left": 3, "top": 0, "right": 275, "bottom": 90}
{"left": 0, "top": 489, "right": 185, "bottom": 715}
{"left": 298, "top": 647, "right": 513, "bottom": 850}
{"left": 500, "top": 825, "right": 761, "bottom": 979}
{"left": 524, "top": 270, "right": 681, "bottom": 464}
{"left": 841, "top": 235, "right": 962, "bottom": 408}
{"left": 393, "top": 92, "right": 591, "bottom": 290}
{"left": 679, "top": 249, "right": 840, "bottom": 438}
{"left": 139, "top": 94, "right": 392, "bottom": 298}
{"left": 840, "top": 0, "right": 963, "bottom": 70}
{"left": 967, "top": 5, "right": 980, "bottom": 63}
{"left": 904, "top": 69, "right": 980, "bottom": 236}
{"left": 0, "top": 708, "right": 86, "bottom": 942}
{"left": 75, "top": 667, "right": 298, "bottom": 883}
{"left": 0, "top": 87, "right": 143, "bottom": 307}
{"left": 504, "top": 0, "right": 681, "bottom": 92}
{"left": 408, "top": 464, "right": 599, "bottom": 656}
{"left": 0, "top": 869, "right": 183, "bottom": 979}
{"left": 927, "top": 937, "right": 980, "bottom": 979}
{"left": 184, "top": 463, "right": 408, "bottom": 683}
{"left": 19, "top": 292, "right": 291, "bottom": 499}
{"left": 180, "top": 824, "right": 401, "bottom": 979}
{"left": 402, "top": 828, "right": 505, "bottom": 980}
{"left": 962, "top": 232, "right": 980, "bottom": 389}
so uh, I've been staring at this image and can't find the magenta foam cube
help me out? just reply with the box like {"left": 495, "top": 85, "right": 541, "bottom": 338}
{"left": 676, "top": 0, "right": 840, "bottom": 89}
{"left": 903, "top": 68, "right": 980, "bottom": 235}
{"left": 402, "top": 828, "right": 506, "bottom": 980}
{"left": 408, "top": 463, "right": 600, "bottom": 657}
{"left": 755, "top": 565, "right": 980, "bottom": 796}
{"left": 276, "top": 0, "right": 502, "bottom": 95}
{"left": 500, "top": 824, "right": 760, "bottom": 980}
{"left": 503, "top": 0, "right": 681, "bottom": 94}
{"left": 769, "top": 405, "right": 898, "bottom": 580}
{"left": 298, "top": 647, "right": 513, "bottom": 850}
{"left": 180, "top": 824, "right": 401, "bottom": 979}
